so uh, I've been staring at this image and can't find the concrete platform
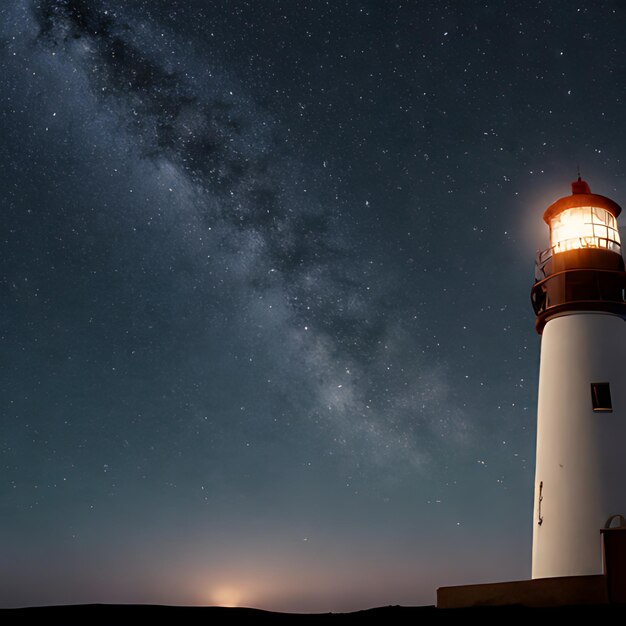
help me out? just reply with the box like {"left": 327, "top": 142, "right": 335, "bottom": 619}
{"left": 437, "top": 575, "right": 608, "bottom": 609}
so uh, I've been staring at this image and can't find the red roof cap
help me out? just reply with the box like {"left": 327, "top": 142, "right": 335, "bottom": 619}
{"left": 571, "top": 176, "right": 591, "bottom": 194}
{"left": 543, "top": 179, "right": 622, "bottom": 224}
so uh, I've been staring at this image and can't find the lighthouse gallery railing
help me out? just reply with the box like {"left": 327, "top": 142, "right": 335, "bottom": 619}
{"left": 531, "top": 268, "right": 626, "bottom": 319}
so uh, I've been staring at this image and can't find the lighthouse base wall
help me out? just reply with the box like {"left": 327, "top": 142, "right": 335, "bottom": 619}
{"left": 437, "top": 575, "right": 607, "bottom": 609}
{"left": 438, "top": 526, "right": 626, "bottom": 607}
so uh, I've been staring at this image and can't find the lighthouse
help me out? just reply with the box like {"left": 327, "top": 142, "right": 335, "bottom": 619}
{"left": 437, "top": 178, "right": 626, "bottom": 607}
{"left": 531, "top": 177, "right": 626, "bottom": 579}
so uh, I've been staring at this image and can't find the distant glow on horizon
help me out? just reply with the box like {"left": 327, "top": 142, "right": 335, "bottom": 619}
{"left": 550, "top": 206, "right": 621, "bottom": 254}
{"left": 210, "top": 586, "right": 243, "bottom": 608}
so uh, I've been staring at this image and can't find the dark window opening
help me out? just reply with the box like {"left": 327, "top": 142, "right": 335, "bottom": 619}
{"left": 591, "top": 382, "right": 613, "bottom": 412}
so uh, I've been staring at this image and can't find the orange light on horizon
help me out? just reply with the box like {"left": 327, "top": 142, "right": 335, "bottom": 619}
{"left": 209, "top": 586, "right": 243, "bottom": 608}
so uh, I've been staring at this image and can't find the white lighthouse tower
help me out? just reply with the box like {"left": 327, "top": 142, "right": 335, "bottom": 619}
{"left": 531, "top": 177, "right": 626, "bottom": 579}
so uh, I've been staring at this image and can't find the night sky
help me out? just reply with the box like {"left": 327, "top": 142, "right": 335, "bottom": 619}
{"left": 2, "top": 0, "right": 626, "bottom": 612}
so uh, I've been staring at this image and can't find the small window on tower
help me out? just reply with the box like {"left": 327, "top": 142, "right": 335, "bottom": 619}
{"left": 591, "top": 382, "right": 612, "bottom": 412}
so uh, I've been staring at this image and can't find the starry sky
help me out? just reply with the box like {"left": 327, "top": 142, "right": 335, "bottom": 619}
{"left": 2, "top": 0, "right": 626, "bottom": 612}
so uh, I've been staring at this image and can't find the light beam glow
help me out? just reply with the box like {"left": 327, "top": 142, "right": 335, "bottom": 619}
{"left": 550, "top": 206, "right": 621, "bottom": 254}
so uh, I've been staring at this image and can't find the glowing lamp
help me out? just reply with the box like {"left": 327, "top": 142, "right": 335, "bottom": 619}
{"left": 543, "top": 177, "right": 622, "bottom": 256}
{"left": 549, "top": 206, "right": 621, "bottom": 254}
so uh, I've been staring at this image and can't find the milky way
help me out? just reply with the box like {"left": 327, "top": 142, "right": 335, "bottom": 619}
{"left": 3, "top": 0, "right": 626, "bottom": 611}
{"left": 22, "top": 0, "right": 467, "bottom": 468}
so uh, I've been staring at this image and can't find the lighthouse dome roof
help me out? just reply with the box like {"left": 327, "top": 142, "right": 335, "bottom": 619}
{"left": 543, "top": 178, "right": 622, "bottom": 224}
